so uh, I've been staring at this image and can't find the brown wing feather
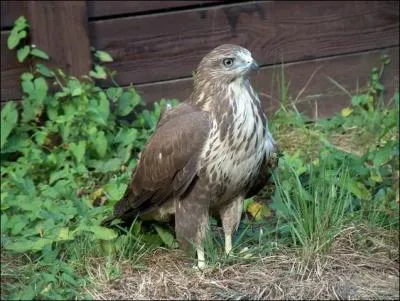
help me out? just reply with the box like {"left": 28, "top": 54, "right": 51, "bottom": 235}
{"left": 156, "top": 102, "right": 196, "bottom": 128}
{"left": 112, "top": 103, "right": 210, "bottom": 222}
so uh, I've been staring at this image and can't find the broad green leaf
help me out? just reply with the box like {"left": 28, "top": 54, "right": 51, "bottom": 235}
{"left": 54, "top": 90, "right": 69, "bottom": 99}
{"left": 370, "top": 173, "right": 383, "bottom": 183}
{"left": 88, "top": 158, "right": 122, "bottom": 173}
{"left": 7, "top": 18, "right": 28, "bottom": 50}
{"left": 60, "top": 263, "right": 76, "bottom": 276}
{"left": 71, "top": 87, "right": 83, "bottom": 97}
{"left": 9, "top": 175, "right": 37, "bottom": 196}
{"left": 7, "top": 31, "right": 20, "bottom": 49}
{"left": 42, "top": 273, "right": 57, "bottom": 283}
{"left": 99, "top": 93, "right": 110, "bottom": 116}
{"left": 69, "top": 141, "right": 86, "bottom": 163}
{"left": 247, "top": 201, "right": 271, "bottom": 220}
{"left": 90, "top": 188, "right": 104, "bottom": 204}
{"left": 20, "top": 72, "right": 34, "bottom": 81}
{"left": 49, "top": 169, "right": 71, "bottom": 184}
{"left": 103, "top": 182, "right": 127, "bottom": 201}
{"left": 373, "top": 145, "right": 394, "bottom": 167}
{"left": 10, "top": 216, "right": 28, "bottom": 235}
{"left": 141, "top": 233, "right": 163, "bottom": 246}
{"left": 17, "top": 45, "right": 30, "bottom": 62}
{"left": 60, "top": 122, "right": 72, "bottom": 141}
{"left": 374, "top": 82, "right": 384, "bottom": 92}
{"left": 351, "top": 94, "right": 368, "bottom": 106}
{"left": 34, "top": 77, "right": 49, "bottom": 102}
{"left": 106, "top": 87, "right": 123, "bottom": 102}
{"left": 117, "top": 143, "right": 133, "bottom": 163}
{"left": 30, "top": 48, "right": 50, "bottom": 60}
{"left": 347, "top": 180, "right": 371, "bottom": 200}
{"left": 5, "top": 238, "right": 52, "bottom": 253}
{"left": 95, "top": 50, "right": 113, "bottom": 62}
{"left": 89, "top": 65, "right": 107, "bottom": 79}
{"left": 47, "top": 105, "right": 58, "bottom": 120}
{"left": 75, "top": 163, "right": 89, "bottom": 174}
{"left": 21, "top": 79, "right": 34, "bottom": 96}
{"left": 154, "top": 225, "right": 178, "bottom": 249}
{"left": 100, "top": 240, "right": 115, "bottom": 255}
{"left": 371, "top": 68, "right": 379, "bottom": 82}
{"left": 13, "top": 16, "right": 28, "bottom": 31}
{"left": 0, "top": 132, "right": 31, "bottom": 154}
{"left": 89, "top": 93, "right": 110, "bottom": 124}
{"left": 63, "top": 102, "right": 76, "bottom": 121}
{"left": 14, "top": 197, "right": 41, "bottom": 212}
{"left": 243, "top": 198, "right": 254, "bottom": 212}
{"left": 381, "top": 54, "right": 391, "bottom": 65}
{"left": 36, "top": 63, "right": 54, "bottom": 77}
{"left": 114, "top": 128, "right": 138, "bottom": 145}
{"left": 88, "top": 225, "right": 118, "bottom": 240}
{"left": 61, "top": 272, "right": 79, "bottom": 286}
{"left": 340, "top": 107, "right": 353, "bottom": 117}
{"left": 56, "top": 227, "right": 73, "bottom": 241}
{"left": 18, "top": 30, "right": 27, "bottom": 39}
{"left": 117, "top": 90, "right": 141, "bottom": 116}
{"left": 1, "top": 214, "right": 8, "bottom": 234}
{"left": 68, "top": 79, "right": 82, "bottom": 97}
{"left": 93, "top": 131, "right": 107, "bottom": 158}
{"left": 1, "top": 102, "right": 18, "bottom": 149}
{"left": 34, "top": 130, "right": 47, "bottom": 145}
{"left": 131, "top": 220, "right": 142, "bottom": 236}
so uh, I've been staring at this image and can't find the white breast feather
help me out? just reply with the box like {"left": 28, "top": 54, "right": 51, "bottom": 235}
{"left": 200, "top": 80, "right": 275, "bottom": 196}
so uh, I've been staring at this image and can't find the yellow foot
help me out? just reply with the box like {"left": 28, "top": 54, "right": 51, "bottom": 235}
{"left": 238, "top": 247, "right": 254, "bottom": 259}
{"left": 191, "top": 264, "right": 214, "bottom": 274}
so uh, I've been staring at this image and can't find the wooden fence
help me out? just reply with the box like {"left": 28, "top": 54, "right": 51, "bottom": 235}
{"left": 1, "top": 1, "right": 399, "bottom": 118}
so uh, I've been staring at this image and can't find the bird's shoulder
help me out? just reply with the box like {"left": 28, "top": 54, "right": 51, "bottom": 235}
{"left": 156, "top": 102, "right": 205, "bottom": 128}
{"left": 116, "top": 101, "right": 210, "bottom": 216}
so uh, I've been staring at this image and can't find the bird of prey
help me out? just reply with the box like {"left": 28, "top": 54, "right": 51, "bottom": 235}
{"left": 103, "top": 44, "right": 279, "bottom": 268}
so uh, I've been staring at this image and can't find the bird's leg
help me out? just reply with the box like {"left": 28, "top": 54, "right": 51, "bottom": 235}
{"left": 174, "top": 182, "right": 210, "bottom": 269}
{"left": 196, "top": 247, "right": 206, "bottom": 269}
{"left": 219, "top": 196, "right": 243, "bottom": 256}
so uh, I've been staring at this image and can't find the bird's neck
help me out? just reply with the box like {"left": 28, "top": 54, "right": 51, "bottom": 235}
{"left": 190, "top": 78, "right": 267, "bottom": 124}
{"left": 191, "top": 77, "right": 257, "bottom": 113}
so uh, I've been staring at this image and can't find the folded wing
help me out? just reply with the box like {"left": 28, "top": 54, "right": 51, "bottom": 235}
{"left": 112, "top": 103, "right": 210, "bottom": 222}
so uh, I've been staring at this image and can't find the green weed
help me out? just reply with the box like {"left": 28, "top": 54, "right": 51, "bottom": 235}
{"left": 1, "top": 16, "right": 176, "bottom": 299}
{"left": 272, "top": 156, "right": 352, "bottom": 256}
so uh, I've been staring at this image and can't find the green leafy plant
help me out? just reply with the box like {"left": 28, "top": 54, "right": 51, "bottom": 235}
{"left": 1, "top": 16, "right": 179, "bottom": 300}
{"left": 8, "top": 16, "right": 50, "bottom": 63}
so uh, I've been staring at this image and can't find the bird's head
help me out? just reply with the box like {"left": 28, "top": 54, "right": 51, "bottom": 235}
{"left": 195, "top": 44, "right": 259, "bottom": 85}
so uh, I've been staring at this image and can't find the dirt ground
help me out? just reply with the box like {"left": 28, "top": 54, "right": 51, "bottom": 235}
{"left": 89, "top": 229, "right": 399, "bottom": 300}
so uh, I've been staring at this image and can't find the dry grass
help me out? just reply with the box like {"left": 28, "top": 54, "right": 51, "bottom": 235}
{"left": 0, "top": 251, "right": 25, "bottom": 296}
{"left": 88, "top": 227, "right": 399, "bottom": 300}
{"left": 274, "top": 125, "right": 323, "bottom": 161}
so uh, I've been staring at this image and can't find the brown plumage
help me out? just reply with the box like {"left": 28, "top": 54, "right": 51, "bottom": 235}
{"left": 103, "top": 44, "right": 279, "bottom": 268}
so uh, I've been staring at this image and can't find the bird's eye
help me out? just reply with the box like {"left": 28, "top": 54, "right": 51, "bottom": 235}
{"left": 223, "top": 58, "right": 234, "bottom": 67}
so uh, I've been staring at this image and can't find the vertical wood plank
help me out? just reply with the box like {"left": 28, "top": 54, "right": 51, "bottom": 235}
{"left": 27, "top": 1, "right": 91, "bottom": 77}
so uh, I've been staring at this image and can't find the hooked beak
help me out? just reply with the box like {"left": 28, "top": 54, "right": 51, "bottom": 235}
{"left": 250, "top": 60, "right": 260, "bottom": 72}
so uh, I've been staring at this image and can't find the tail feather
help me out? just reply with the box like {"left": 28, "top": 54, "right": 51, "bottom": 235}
{"left": 101, "top": 189, "right": 139, "bottom": 227}
{"left": 101, "top": 214, "right": 116, "bottom": 227}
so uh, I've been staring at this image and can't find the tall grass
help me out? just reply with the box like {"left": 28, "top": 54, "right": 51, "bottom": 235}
{"left": 272, "top": 160, "right": 352, "bottom": 257}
